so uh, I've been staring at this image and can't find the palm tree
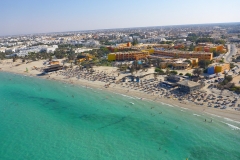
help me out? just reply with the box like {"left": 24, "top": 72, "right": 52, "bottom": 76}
{"left": 156, "top": 58, "right": 164, "bottom": 68}
{"left": 90, "top": 68, "right": 94, "bottom": 74}
{"left": 86, "top": 65, "right": 90, "bottom": 73}
{"left": 78, "top": 62, "right": 82, "bottom": 71}
{"left": 154, "top": 72, "right": 158, "bottom": 80}
{"left": 132, "top": 60, "right": 137, "bottom": 70}
{"left": 184, "top": 59, "right": 192, "bottom": 68}
{"left": 144, "top": 57, "right": 149, "bottom": 64}
{"left": 165, "top": 68, "right": 170, "bottom": 75}
{"left": 130, "top": 66, "right": 135, "bottom": 75}
{"left": 148, "top": 59, "right": 152, "bottom": 67}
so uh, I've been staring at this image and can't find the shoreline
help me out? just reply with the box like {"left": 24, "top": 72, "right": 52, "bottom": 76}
{"left": 1, "top": 67, "right": 240, "bottom": 122}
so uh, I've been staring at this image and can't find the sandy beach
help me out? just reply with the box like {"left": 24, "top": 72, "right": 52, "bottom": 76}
{"left": 1, "top": 59, "right": 240, "bottom": 121}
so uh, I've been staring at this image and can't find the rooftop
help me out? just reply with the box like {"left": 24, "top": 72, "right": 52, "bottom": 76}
{"left": 111, "top": 51, "right": 146, "bottom": 55}
{"left": 154, "top": 49, "right": 212, "bottom": 55}
{"left": 177, "top": 80, "right": 200, "bottom": 87}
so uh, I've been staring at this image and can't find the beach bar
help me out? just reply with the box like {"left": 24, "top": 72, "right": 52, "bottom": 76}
{"left": 177, "top": 80, "right": 202, "bottom": 93}
{"left": 43, "top": 64, "right": 63, "bottom": 73}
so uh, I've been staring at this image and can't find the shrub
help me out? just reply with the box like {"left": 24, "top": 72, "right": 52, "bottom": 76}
{"left": 185, "top": 73, "right": 192, "bottom": 77}
{"left": 155, "top": 68, "right": 161, "bottom": 72}
{"left": 170, "top": 70, "right": 178, "bottom": 75}
{"left": 225, "top": 75, "right": 233, "bottom": 82}
{"left": 155, "top": 68, "right": 165, "bottom": 75}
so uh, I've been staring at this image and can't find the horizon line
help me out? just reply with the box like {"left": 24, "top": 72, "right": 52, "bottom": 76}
{"left": 1, "top": 21, "right": 240, "bottom": 38}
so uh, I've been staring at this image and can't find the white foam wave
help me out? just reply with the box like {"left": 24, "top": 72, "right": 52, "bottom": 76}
{"left": 120, "top": 94, "right": 135, "bottom": 99}
{"left": 224, "top": 118, "right": 240, "bottom": 124}
{"left": 221, "top": 121, "right": 240, "bottom": 130}
{"left": 134, "top": 96, "right": 142, "bottom": 99}
{"left": 166, "top": 104, "right": 174, "bottom": 107}
{"left": 180, "top": 107, "right": 188, "bottom": 110}
{"left": 193, "top": 114, "right": 201, "bottom": 117}
{"left": 206, "top": 113, "right": 221, "bottom": 118}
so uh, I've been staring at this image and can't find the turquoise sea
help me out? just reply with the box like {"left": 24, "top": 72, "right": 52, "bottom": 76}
{"left": 0, "top": 72, "right": 240, "bottom": 160}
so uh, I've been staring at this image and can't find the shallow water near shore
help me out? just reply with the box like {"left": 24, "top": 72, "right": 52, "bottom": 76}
{"left": 0, "top": 72, "right": 240, "bottom": 160}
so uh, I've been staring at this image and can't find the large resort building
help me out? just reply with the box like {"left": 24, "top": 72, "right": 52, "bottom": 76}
{"left": 154, "top": 49, "right": 213, "bottom": 61}
{"left": 108, "top": 51, "right": 149, "bottom": 61}
{"left": 107, "top": 48, "right": 213, "bottom": 70}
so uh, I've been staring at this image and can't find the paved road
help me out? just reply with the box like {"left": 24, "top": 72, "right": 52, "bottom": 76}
{"left": 225, "top": 44, "right": 237, "bottom": 63}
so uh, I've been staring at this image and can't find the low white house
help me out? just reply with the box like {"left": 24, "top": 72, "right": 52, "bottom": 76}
{"left": 83, "top": 40, "right": 100, "bottom": 47}
{"left": 0, "top": 47, "right": 6, "bottom": 53}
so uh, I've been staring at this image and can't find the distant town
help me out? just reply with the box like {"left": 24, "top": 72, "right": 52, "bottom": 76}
{"left": 1, "top": 22, "right": 240, "bottom": 111}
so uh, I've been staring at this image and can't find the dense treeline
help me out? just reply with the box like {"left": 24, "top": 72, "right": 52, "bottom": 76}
{"left": 196, "top": 38, "right": 226, "bottom": 45}
{"left": 186, "top": 33, "right": 198, "bottom": 42}
{"left": 186, "top": 33, "right": 226, "bottom": 45}
{"left": 85, "top": 47, "right": 110, "bottom": 58}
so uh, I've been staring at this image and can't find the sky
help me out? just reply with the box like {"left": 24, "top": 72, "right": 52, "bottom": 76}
{"left": 1, "top": 0, "right": 240, "bottom": 36}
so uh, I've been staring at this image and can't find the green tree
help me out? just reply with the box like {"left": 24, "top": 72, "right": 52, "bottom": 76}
{"left": 188, "top": 43, "right": 194, "bottom": 51}
{"left": 184, "top": 59, "right": 192, "bottom": 66}
{"left": 230, "top": 63, "right": 235, "bottom": 69}
{"left": 192, "top": 68, "right": 203, "bottom": 77}
{"left": 186, "top": 33, "right": 198, "bottom": 42}
{"left": 213, "top": 50, "right": 221, "bottom": 57}
{"left": 165, "top": 68, "right": 170, "bottom": 75}
{"left": 167, "top": 64, "right": 173, "bottom": 69}
{"left": 154, "top": 73, "right": 158, "bottom": 80}
{"left": 198, "top": 60, "right": 211, "bottom": 68}
{"left": 219, "top": 58, "right": 224, "bottom": 63}
{"left": 225, "top": 75, "right": 233, "bottom": 82}
{"left": 155, "top": 67, "right": 165, "bottom": 75}
{"left": 0, "top": 52, "right": 5, "bottom": 60}
{"left": 185, "top": 73, "right": 192, "bottom": 77}
{"left": 170, "top": 70, "right": 178, "bottom": 75}
{"left": 130, "top": 66, "right": 135, "bottom": 75}
{"left": 155, "top": 68, "right": 161, "bottom": 72}
{"left": 132, "top": 39, "right": 138, "bottom": 46}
